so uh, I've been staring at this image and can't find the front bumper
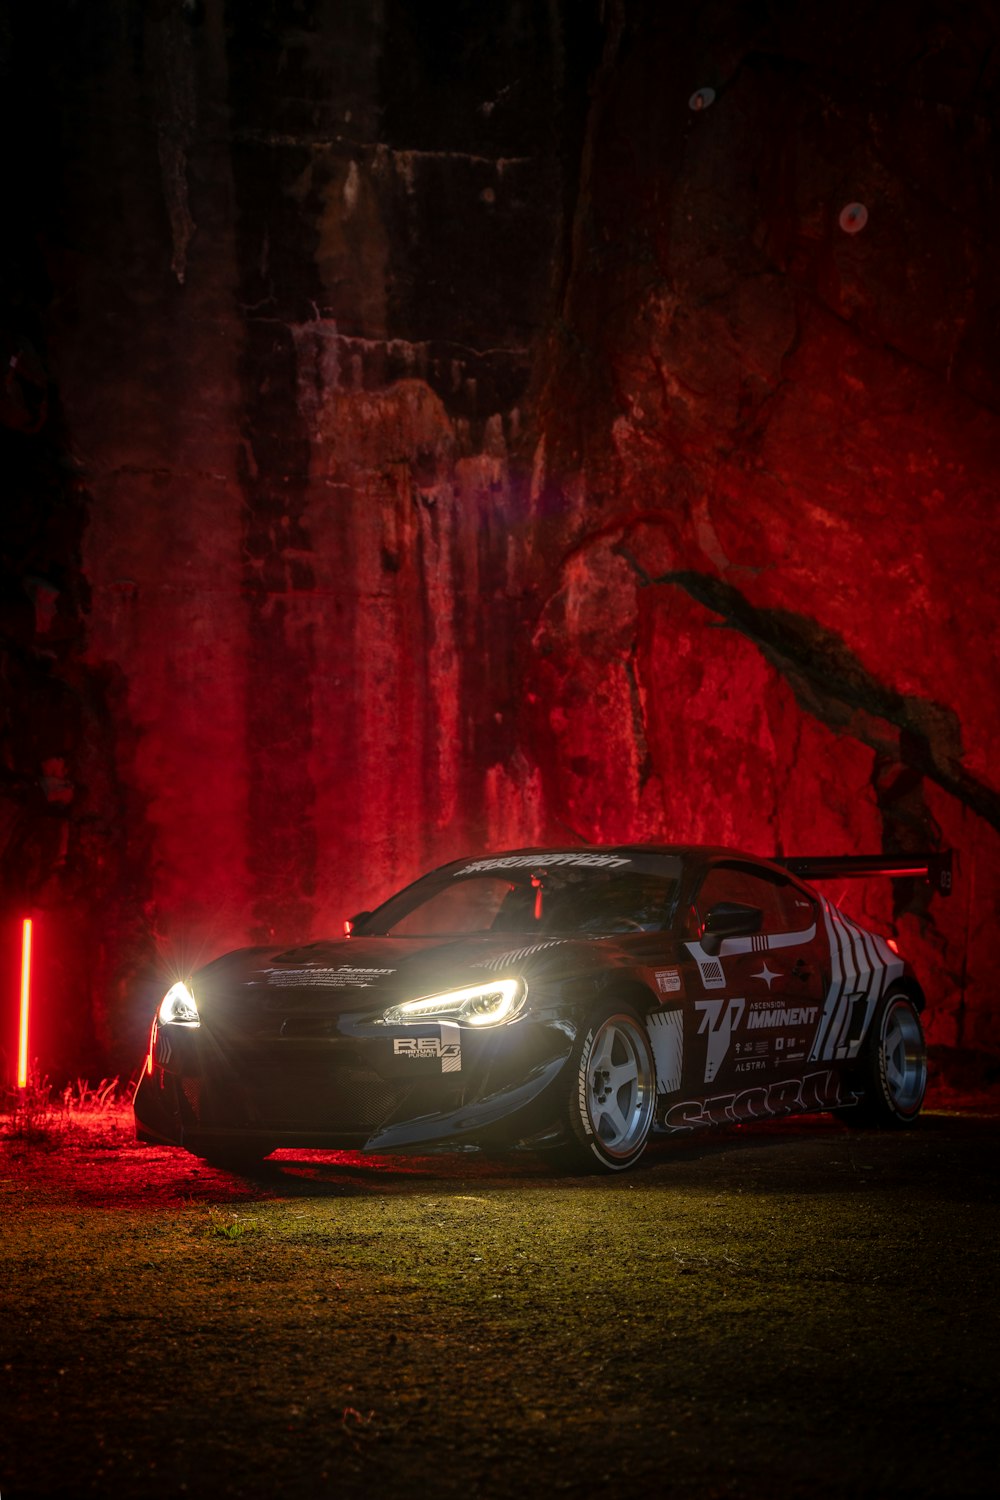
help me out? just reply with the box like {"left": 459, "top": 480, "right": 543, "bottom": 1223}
{"left": 134, "top": 1009, "right": 576, "bottom": 1157}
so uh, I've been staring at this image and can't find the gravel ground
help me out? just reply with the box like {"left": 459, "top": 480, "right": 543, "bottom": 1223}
{"left": 2, "top": 1089, "right": 999, "bottom": 1499}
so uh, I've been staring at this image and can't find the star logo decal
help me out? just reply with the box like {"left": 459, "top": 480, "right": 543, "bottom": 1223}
{"left": 752, "top": 962, "right": 782, "bottom": 990}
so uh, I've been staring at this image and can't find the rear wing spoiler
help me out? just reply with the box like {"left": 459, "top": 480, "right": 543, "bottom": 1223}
{"left": 778, "top": 851, "right": 953, "bottom": 897}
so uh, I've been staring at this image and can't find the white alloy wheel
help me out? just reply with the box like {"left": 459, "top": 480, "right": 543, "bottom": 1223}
{"left": 840, "top": 990, "right": 927, "bottom": 1128}
{"left": 878, "top": 995, "right": 927, "bottom": 1119}
{"left": 568, "top": 1008, "right": 657, "bottom": 1170}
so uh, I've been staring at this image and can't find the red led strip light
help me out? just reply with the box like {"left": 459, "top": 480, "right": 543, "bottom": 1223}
{"left": 18, "top": 917, "right": 32, "bottom": 1089}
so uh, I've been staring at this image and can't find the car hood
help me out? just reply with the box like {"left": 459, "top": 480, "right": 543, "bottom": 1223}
{"left": 194, "top": 931, "right": 637, "bottom": 1015}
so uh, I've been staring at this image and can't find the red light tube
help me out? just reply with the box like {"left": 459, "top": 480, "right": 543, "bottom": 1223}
{"left": 18, "top": 917, "right": 32, "bottom": 1089}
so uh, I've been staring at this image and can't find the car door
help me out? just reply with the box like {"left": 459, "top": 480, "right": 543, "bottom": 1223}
{"left": 681, "top": 863, "right": 827, "bottom": 1108}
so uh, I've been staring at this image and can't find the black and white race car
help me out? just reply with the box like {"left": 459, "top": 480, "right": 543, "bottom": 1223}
{"left": 134, "top": 845, "right": 951, "bottom": 1173}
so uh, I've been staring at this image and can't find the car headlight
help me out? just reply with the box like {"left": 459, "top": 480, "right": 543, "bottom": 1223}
{"left": 157, "top": 981, "right": 200, "bottom": 1027}
{"left": 383, "top": 978, "right": 525, "bottom": 1028}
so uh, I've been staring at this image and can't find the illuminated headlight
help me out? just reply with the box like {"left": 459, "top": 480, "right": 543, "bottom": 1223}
{"left": 383, "top": 978, "right": 525, "bottom": 1028}
{"left": 157, "top": 981, "right": 200, "bottom": 1027}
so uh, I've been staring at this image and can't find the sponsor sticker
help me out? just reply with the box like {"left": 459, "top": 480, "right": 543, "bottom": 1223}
{"left": 746, "top": 1004, "right": 818, "bottom": 1030}
{"left": 695, "top": 956, "right": 726, "bottom": 990}
{"left": 735, "top": 1040, "right": 770, "bottom": 1057}
{"left": 394, "top": 1037, "right": 458, "bottom": 1060}
{"left": 455, "top": 852, "right": 632, "bottom": 875}
{"left": 392, "top": 1022, "right": 462, "bottom": 1073}
{"left": 266, "top": 966, "right": 396, "bottom": 988}
{"left": 655, "top": 968, "right": 682, "bottom": 996}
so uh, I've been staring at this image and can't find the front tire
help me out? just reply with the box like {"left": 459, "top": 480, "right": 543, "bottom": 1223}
{"left": 555, "top": 1006, "right": 657, "bottom": 1172}
{"left": 841, "top": 990, "right": 927, "bottom": 1128}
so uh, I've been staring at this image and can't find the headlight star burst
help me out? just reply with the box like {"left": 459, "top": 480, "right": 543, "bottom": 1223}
{"left": 157, "top": 980, "right": 200, "bottom": 1027}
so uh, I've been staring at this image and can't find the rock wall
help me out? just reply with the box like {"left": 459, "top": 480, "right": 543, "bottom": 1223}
{"left": 2, "top": 1, "right": 997, "bottom": 1077}
{"left": 523, "top": 1, "right": 1000, "bottom": 1055}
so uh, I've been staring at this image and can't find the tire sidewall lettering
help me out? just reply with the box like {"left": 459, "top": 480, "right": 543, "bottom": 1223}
{"left": 876, "top": 1001, "right": 896, "bottom": 1114}
{"left": 576, "top": 1025, "right": 598, "bottom": 1140}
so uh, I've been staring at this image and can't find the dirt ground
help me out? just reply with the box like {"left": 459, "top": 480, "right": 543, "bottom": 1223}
{"left": 2, "top": 1083, "right": 999, "bottom": 1500}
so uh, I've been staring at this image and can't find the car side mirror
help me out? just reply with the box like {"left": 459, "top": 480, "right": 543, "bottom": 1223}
{"left": 701, "top": 901, "right": 763, "bottom": 955}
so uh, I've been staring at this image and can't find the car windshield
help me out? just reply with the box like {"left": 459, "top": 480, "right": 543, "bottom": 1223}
{"left": 365, "top": 853, "right": 682, "bottom": 938}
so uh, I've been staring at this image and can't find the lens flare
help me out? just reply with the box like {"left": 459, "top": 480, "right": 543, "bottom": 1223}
{"left": 158, "top": 981, "right": 200, "bottom": 1026}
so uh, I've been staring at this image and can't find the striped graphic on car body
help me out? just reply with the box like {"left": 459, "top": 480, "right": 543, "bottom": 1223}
{"left": 717, "top": 924, "right": 818, "bottom": 956}
{"left": 440, "top": 1021, "right": 462, "bottom": 1073}
{"left": 810, "top": 899, "right": 903, "bottom": 1062}
{"left": 473, "top": 940, "right": 568, "bottom": 971}
{"left": 687, "top": 923, "right": 818, "bottom": 992}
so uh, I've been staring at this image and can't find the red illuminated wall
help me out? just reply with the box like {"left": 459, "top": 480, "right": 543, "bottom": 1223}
{"left": 2, "top": 2, "right": 998, "bottom": 1078}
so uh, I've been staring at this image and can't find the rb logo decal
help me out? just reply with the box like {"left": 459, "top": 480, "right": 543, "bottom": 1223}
{"left": 393, "top": 1026, "right": 463, "bottom": 1072}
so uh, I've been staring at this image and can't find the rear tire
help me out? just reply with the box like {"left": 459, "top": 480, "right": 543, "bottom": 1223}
{"left": 840, "top": 990, "right": 927, "bottom": 1128}
{"left": 551, "top": 1005, "right": 657, "bottom": 1172}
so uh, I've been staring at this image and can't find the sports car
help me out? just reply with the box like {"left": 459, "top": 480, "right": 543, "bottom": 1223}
{"left": 134, "top": 844, "right": 951, "bottom": 1173}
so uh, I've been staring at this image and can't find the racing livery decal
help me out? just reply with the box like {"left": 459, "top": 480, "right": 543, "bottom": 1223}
{"left": 474, "top": 941, "right": 567, "bottom": 971}
{"left": 810, "top": 898, "right": 904, "bottom": 1062}
{"left": 662, "top": 1068, "right": 847, "bottom": 1131}
{"left": 692, "top": 997, "right": 819, "bottom": 1083}
{"left": 695, "top": 996, "right": 745, "bottom": 1082}
{"left": 685, "top": 943, "right": 727, "bottom": 990}
{"left": 717, "top": 923, "right": 817, "bottom": 955}
{"left": 266, "top": 966, "right": 396, "bottom": 988}
{"left": 648, "top": 1008, "right": 683, "bottom": 1093}
{"left": 456, "top": 852, "right": 632, "bottom": 875}
{"left": 655, "top": 967, "right": 682, "bottom": 995}
{"left": 393, "top": 1022, "right": 462, "bottom": 1073}
{"left": 746, "top": 1004, "right": 817, "bottom": 1030}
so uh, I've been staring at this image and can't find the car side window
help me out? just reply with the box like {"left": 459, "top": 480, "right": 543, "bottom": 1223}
{"left": 777, "top": 883, "right": 819, "bottom": 934}
{"left": 694, "top": 865, "right": 814, "bottom": 937}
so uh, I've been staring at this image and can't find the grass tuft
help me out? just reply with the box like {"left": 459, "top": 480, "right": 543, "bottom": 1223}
{"left": 61, "top": 1076, "right": 121, "bottom": 1114}
{"left": 202, "top": 1208, "right": 259, "bottom": 1242}
{"left": 1, "top": 1072, "right": 130, "bottom": 1151}
{"left": 1, "top": 1074, "right": 65, "bottom": 1148}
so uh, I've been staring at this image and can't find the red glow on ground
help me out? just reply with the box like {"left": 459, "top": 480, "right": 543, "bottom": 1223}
{"left": 18, "top": 918, "right": 32, "bottom": 1089}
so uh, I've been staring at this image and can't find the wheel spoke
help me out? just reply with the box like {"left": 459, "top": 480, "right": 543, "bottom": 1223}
{"left": 886, "top": 1048, "right": 906, "bottom": 1092}
{"left": 595, "top": 1095, "right": 629, "bottom": 1143}
{"left": 590, "top": 1027, "right": 616, "bottom": 1072}
{"left": 884, "top": 1013, "right": 909, "bottom": 1096}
